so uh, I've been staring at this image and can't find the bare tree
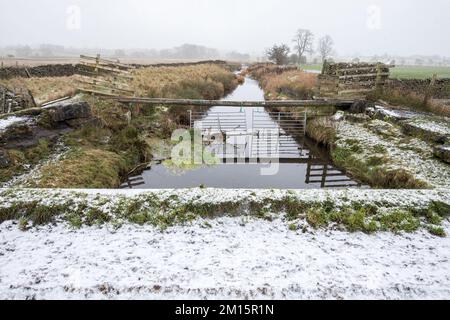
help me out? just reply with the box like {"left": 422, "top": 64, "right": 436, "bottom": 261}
{"left": 265, "top": 44, "right": 290, "bottom": 65}
{"left": 292, "top": 29, "right": 314, "bottom": 64}
{"left": 318, "top": 35, "right": 334, "bottom": 62}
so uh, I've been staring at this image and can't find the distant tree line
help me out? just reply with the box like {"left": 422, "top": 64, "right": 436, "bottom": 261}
{"left": 0, "top": 43, "right": 251, "bottom": 62}
{"left": 266, "top": 29, "right": 335, "bottom": 65}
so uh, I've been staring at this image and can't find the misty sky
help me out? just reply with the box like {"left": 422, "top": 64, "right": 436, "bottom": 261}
{"left": 1, "top": 0, "right": 449, "bottom": 56}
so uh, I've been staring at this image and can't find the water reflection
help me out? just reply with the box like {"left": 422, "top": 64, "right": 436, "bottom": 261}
{"left": 122, "top": 77, "right": 361, "bottom": 189}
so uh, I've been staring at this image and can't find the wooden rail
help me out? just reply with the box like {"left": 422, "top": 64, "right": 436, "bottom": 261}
{"left": 318, "top": 61, "right": 394, "bottom": 97}
{"left": 108, "top": 97, "right": 356, "bottom": 107}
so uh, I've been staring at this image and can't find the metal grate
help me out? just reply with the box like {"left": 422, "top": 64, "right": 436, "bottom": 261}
{"left": 190, "top": 110, "right": 247, "bottom": 132}
{"left": 190, "top": 109, "right": 308, "bottom": 161}
{"left": 252, "top": 110, "right": 307, "bottom": 137}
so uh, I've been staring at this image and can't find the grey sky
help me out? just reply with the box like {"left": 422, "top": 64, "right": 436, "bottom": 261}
{"left": 1, "top": 0, "right": 449, "bottom": 56}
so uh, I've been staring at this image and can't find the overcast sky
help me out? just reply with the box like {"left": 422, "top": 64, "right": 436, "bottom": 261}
{"left": 1, "top": 0, "right": 449, "bottom": 56}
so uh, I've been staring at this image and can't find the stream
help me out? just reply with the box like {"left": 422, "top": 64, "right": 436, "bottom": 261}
{"left": 121, "top": 76, "right": 360, "bottom": 189}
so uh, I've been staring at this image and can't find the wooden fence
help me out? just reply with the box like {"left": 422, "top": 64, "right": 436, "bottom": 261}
{"left": 317, "top": 61, "right": 395, "bottom": 97}
{"left": 75, "top": 54, "right": 135, "bottom": 97}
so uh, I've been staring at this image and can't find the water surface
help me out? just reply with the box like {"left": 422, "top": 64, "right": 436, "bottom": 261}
{"left": 122, "top": 77, "right": 360, "bottom": 189}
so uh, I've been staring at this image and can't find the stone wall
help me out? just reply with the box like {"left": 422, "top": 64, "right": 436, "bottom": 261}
{"left": 387, "top": 78, "right": 450, "bottom": 99}
{"left": 0, "top": 64, "right": 78, "bottom": 79}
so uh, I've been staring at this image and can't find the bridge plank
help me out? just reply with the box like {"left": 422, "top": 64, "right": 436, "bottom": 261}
{"left": 109, "top": 97, "right": 355, "bottom": 107}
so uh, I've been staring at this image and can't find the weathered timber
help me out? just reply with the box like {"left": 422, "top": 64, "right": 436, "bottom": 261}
{"left": 77, "top": 88, "right": 122, "bottom": 97}
{"left": 80, "top": 55, "right": 135, "bottom": 69}
{"left": 79, "top": 61, "right": 132, "bottom": 76}
{"left": 77, "top": 84, "right": 134, "bottom": 95}
{"left": 339, "top": 72, "right": 390, "bottom": 80}
{"left": 109, "top": 97, "right": 355, "bottom": 107}
{"left": 74, "top": 75, "right": 131, "bottom": 88}
{"left": 319, "top": 61, "right": 393, "bottom": 97}
{"left": 41, "top": 96, "right": 72, "bottom": 107}
{"left": 336, "top": 65, "right": 395, "bottom": 73}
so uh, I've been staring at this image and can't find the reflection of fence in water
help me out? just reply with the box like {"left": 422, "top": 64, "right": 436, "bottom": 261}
{"left": 190, "top": 109, "right": 308, "bottom": 160}
{"left": 305, "top": 155, "right": 360, "bottom": 188}
{"left": 121, "top": 175, "right": 145, "bottom": 189}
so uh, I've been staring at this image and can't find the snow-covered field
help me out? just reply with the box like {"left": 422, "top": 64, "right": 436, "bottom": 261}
{"left": 336, "top": 119, "right": 450, "bottom": 188}
{"left": 1, "top": 217, "right": 450, "bottom": 300}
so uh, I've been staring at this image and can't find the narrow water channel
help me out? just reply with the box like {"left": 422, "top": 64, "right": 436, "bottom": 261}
{"left": 121, "top": 76, "right": 360, "bottom": 189}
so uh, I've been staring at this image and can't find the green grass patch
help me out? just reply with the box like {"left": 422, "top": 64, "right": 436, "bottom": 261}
{"left": 32, "top": 148, "right": 127, "bottom": 188}
{"left": 390, "top": 66, "right": 450, "bottom": 80}
{"left": 300, "top": 64, "right": 322, "bottom": 72}
{"left": 1, "top": 192, "right": 447, "bottom": 236}
{"left": 0, "top": 138, "right": 54, "bottom": 184}
{"left": 331, "top": 145, "right": 428, "bottom": 189}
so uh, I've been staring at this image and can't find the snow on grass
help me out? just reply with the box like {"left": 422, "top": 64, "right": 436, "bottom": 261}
{"left": 0, "top": 116, "right": 30, "bottom": 132}
{"left": 405, "top": 117, "right": 450, "bottom": 136}
{"left": 1, "top": 141, "right": 70, "bottom": 188}
{"left": 373, "top": 105, "right": 418, "bottom": 120}
{"left": 336, "top": 119, "right": 450, "bottom": 188}
{"left": 1, "top": 188, "right": 448, "bottom": 299}
{"left": 1, "top": 217, "right": 450, "bottom": 300}
{"left": 2, "top": 187, "right": 449, "bottom": 210}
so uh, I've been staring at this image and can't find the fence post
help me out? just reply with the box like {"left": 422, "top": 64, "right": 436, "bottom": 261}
{"left": 375, "top": 62, "right": 383, "bottom": 91}
{"left": 335, "top": 64, "right": 340, "bottom": 96}
{"left": 424, "top": 73, "right": 437, "bottom": 106}
{"left": 95, "top": 54, "right": 100, "bottom": 78}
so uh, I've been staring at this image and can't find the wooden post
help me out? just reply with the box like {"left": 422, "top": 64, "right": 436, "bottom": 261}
{"left": 335, "top": 65, "right": 340, "bottom": 96}
{"left": 375, "top": 62, "right": 383, "bottom": 91}
{"left": 424, "top": 73, "right": 437, "bottom": 106}
{"left": 1, "top": 88, "right": 5, "bottom": 113}
{"left": 95, "top": 54, "right": 100, "bottom": 78}
{"left": 321, "top": 164, "right": 328, "bottom": 188}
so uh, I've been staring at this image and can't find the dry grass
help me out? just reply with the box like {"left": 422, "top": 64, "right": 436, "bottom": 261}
{"left": 33, "top": 148, "right": 127, "bottom": 189}
{"left": 248, "top": 64, "right": 317, "bottom": 100}
{"left": 0, "top": 76, "right": 77, "bottom": 104}
{"left": 132, "top": 64, "right": 238, "bottom": 99}
{"left": 260, "top": 70, "right": 317, "bottom": 100}
{"left": 428, "top": 100, "right": 450, "bottom": 117}
{"left": 367, "top": 88, "right": 450, "bottom": 117}
{"left": 306, "top": 117, "right": 337, "bottom": 146}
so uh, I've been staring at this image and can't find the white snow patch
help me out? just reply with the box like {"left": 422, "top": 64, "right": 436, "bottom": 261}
{"left": 337, "top": 120, "right": 450, "bottom": 188}
{"left": 0, "top": 116, "right": 30, "bottom": 131}
{"left": 2, "top": 188, "right": 449, "bottom": 209}
{"left": 408, "top": 120, "right": 450, "bottom": 136}
{"left": 1, "top": 218, "right": 449, "bottom": 300}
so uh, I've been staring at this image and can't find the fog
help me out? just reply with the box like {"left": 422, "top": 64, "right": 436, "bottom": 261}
{"left": 1, "top": 0, "right": 449, "bottom": 57}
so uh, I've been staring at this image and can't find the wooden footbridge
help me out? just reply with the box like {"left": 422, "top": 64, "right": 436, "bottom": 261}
{"left": 106, "top": 96, "right": 356, "bottom": 108}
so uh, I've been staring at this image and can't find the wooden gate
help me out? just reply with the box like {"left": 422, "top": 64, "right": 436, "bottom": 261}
{"left": 317, "top": 61, "right": 394, "bottom": 97}
{"left": 75, "top": 54, "right": 135, "bottom": 97}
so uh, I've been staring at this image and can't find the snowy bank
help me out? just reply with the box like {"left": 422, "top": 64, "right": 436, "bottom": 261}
{"left": 0, "top": 188, "right": 449, "bottom": 236}
{"left": 0, "top": 116, "right": 30, "bottom": 132}
{"left": 1, "top": 217, "right": 450, "bottom": 300}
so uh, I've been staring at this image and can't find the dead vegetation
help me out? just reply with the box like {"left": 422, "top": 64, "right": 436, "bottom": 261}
{"left": 306, "top": 117, "right": 337, "bottom": 147}
{"left": 0, "top": 76, "right": 77, "bottom": 105}
{"left": 367, "top": 88, "right": 450, "bottom": 117}
{"left": 132, "top": 63, "right": 238, "bottom": 99}
{"left": 248, "top": 63, "right": 316, "bottom": 100}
